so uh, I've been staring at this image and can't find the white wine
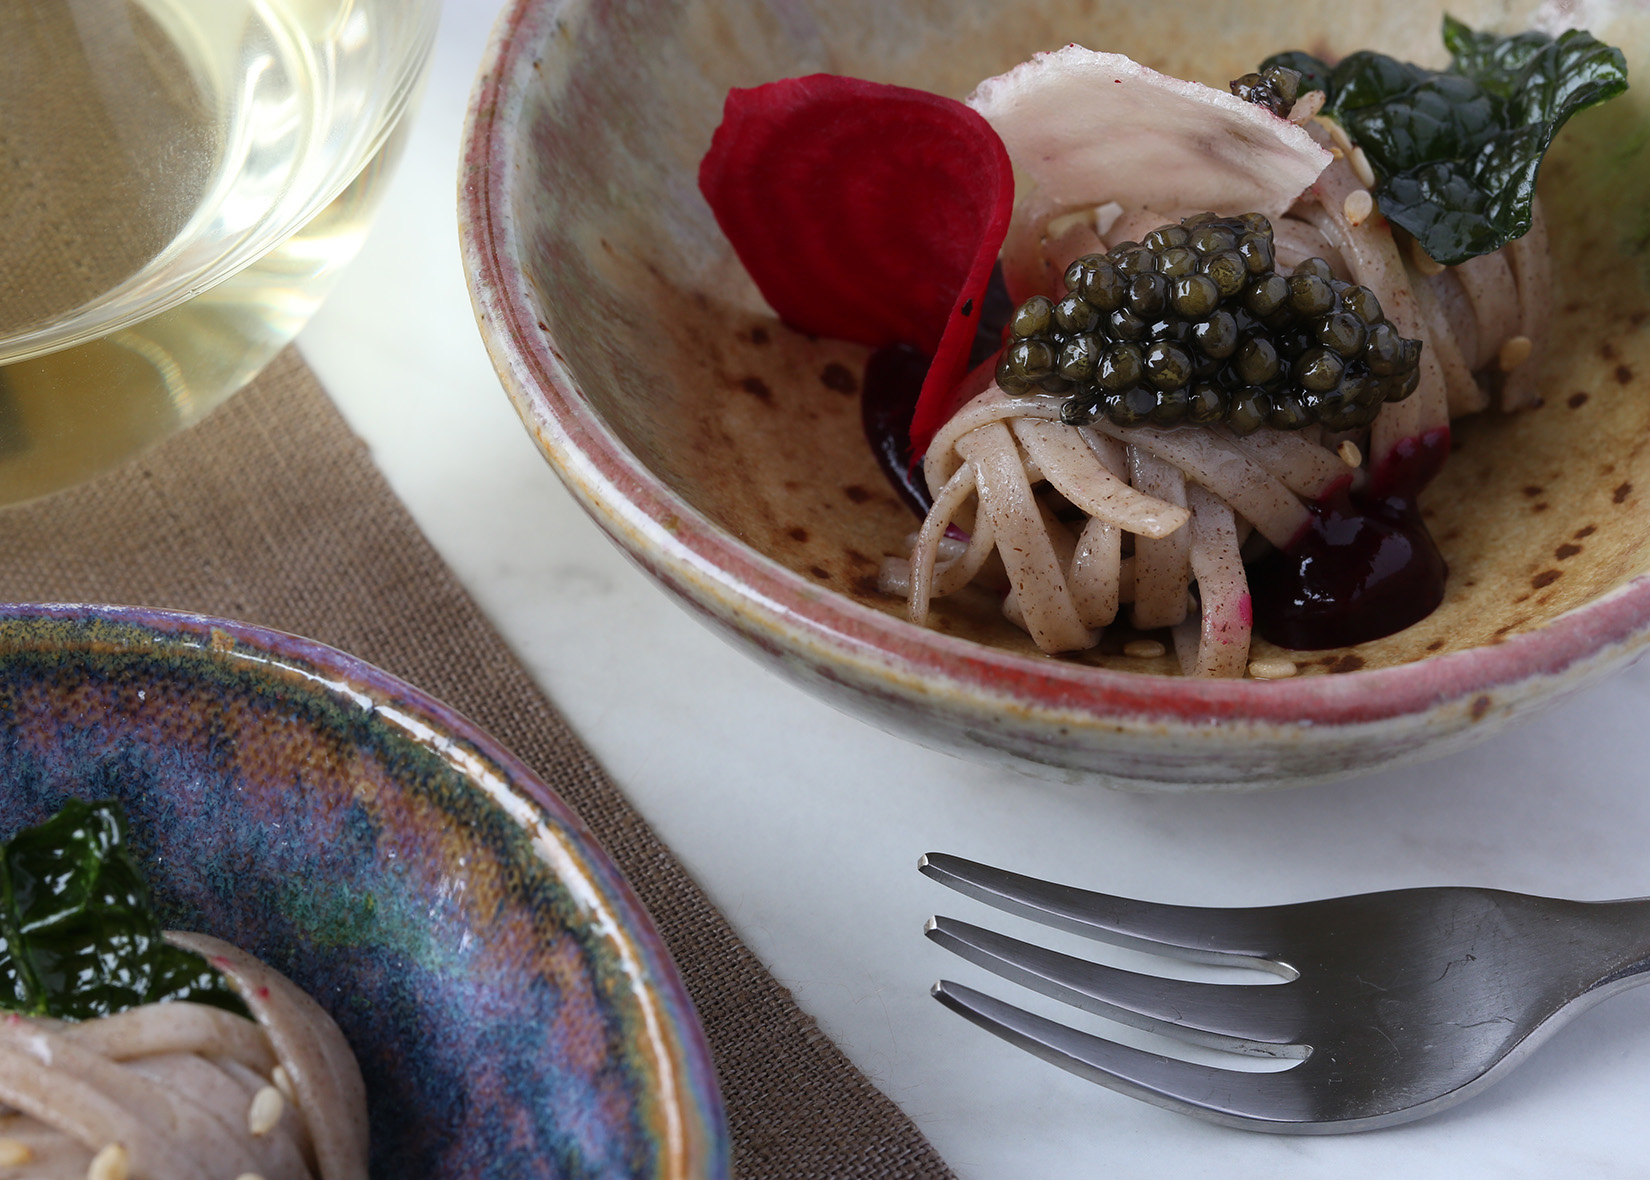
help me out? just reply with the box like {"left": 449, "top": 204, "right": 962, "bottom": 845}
{"left": 0, "top": 0, "right": 433, "bottom": 506}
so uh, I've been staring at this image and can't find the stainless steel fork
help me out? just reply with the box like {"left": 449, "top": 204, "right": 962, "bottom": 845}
{"left": 920, "top": 852, "right": 1650, "bottom": 1133}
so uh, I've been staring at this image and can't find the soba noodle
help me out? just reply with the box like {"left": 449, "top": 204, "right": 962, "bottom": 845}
{"left": 882, "top": 138, "right": 1541, "bottom": 676}
{"left": 0, "top": 934, "right": 367, "bottom": 1180}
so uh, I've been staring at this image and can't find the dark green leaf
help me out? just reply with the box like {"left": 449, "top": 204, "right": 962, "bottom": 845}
{"left": 0, "top": 799, "right": 248, "bottom": 1020}
{"left": 1261, "top": 19, "right": 1628, "bottom": 265}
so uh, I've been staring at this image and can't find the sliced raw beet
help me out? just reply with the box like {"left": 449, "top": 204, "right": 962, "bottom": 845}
{"left": 699, "top": 74, "right": 1013, "bottom": 456}
{"left": 862, "top": 266, "right": 1015, "bottom": 518}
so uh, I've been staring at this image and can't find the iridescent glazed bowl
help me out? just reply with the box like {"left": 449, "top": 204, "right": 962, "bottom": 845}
{"left": 460, "top": 0, "right": 1650, "bottom": 789}
{"left": 0, "top": 605, "right": 728, "bottom": 1179}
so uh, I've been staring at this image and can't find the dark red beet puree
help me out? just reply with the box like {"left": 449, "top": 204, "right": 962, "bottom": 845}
{"left": 1249, "top": 428, "right": 1450, "bottom": 649}
{"left": 863, "top": 344, "right": 933, "bottom": 516}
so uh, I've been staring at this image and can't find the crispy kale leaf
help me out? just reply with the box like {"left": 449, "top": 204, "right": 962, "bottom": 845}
{"left": 1264, "top": 18, "right": 1628, "bottom": 265}
{"left": 0, "top": 799, "right": 248, "bottom": 1020}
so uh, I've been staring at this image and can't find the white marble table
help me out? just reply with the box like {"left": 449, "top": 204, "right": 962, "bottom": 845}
{"left": 298, "top": 1, "right": 1650, "bottom": 1174}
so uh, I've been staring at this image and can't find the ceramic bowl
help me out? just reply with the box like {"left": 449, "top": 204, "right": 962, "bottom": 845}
{"left": 460, "top": 0, "right": 1650, "bottom": 789}
{"left": 0, "top": 605, "right": 728, "bottom": 1179}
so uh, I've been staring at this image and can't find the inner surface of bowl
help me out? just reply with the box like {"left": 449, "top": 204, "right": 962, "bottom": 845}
{"left": 0, "top": 607, "right": 725, "bottom": 1179}
{"left": 507, "top": 0, "right": 1650, "bottom": 678}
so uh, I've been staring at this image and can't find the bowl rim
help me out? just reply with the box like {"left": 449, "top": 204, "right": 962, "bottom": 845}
{"left": 0, "top": 600, "right": 730, "bottom": 1180}
{"left": 458, "top": 0, "right": 1650, "bottom": 735}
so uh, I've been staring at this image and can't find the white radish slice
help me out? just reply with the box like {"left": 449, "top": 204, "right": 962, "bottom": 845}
{"left": 967, "top": 45, "right": 1332, "bottom": 302}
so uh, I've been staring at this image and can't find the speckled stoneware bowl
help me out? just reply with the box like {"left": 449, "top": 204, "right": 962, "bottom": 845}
{"left": 0, "top": 605, "right": 727, "bottom": 1179}
{"left": 461, "top": 0, "right": 1650, "bottom": 789}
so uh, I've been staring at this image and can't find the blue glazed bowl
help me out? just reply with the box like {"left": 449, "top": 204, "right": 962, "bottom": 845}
{"left": 0, "top": 604, "right": 728, "bottom": 1180}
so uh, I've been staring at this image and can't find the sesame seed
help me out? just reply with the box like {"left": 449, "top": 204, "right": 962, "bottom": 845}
{"left": 1407, "top": 236, "right": 1446, "bottom": 276}
{"left": 1348, "top": 145, "right": 1377, "bottom": 189}
{"left": 1123, "top": 639, "right": 1166, "bottom": 659}
{"left": 1498, "top": 335, "right": 1534, "bottom": 371}
{"left": 236, "top": 1174, "right": 268, "bottom": 1180}
{"left": 1342, "top": 189, "right": 1374, "bottom": 228}
{"left": 1337, "top": 440, "right": 1363, "bottom": 468}
{"left": 271, "top": 1065, "right": 296, "bottom": 1103}
{"left": 249, "top": 1086, "right": 285, "bottom": 1136}
{"left": 0, "top": 1139, "right": 31, "bottom": 1166}
{"left": 1288, "top": 90, "right": 1326, "bottom": 124}
{"left": 87, "top": 1144, "right": 130, "bottom": 1180}
{"left": 1321, "top": 117, "right": 1355, "bottom": 156}
{"left": 1248, "top": 659, "right": 1298, "bottom": 680}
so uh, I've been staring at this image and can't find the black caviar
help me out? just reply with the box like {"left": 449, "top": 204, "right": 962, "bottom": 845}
{"left": 1229, "top": 64, "right": 1304, "bottom": 118}
{"left": 994, "top": 213, "right": 1423, "bottom": 434}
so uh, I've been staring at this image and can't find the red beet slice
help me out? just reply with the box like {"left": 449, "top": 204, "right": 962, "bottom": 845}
{"left": 699, "top": 74, "right": 1013, "bottom": 456}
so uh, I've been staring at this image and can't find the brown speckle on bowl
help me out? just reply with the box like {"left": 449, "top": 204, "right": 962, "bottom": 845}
{"left": 820, "top": 362, "right": 858, "bottom": 394}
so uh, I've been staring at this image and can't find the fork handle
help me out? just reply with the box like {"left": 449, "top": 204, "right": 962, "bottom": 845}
{"left": 1558, "top": 898, "right": 1650, "bottom": 999}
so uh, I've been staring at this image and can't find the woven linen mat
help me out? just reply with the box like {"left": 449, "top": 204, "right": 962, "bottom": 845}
{"left": 0, "top": 348, "right": 956, "bottom": 1180}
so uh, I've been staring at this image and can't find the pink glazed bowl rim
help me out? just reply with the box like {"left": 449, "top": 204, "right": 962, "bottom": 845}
{"left": 459, "top": 0, "right": 1650, "bottom": 737}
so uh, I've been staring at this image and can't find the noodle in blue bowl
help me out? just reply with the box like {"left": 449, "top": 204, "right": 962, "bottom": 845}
{"left": 0, "top": 604, "right": 727, "bottom": 1180}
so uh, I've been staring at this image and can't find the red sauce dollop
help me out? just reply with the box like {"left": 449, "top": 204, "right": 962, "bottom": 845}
{"left": 1249, "top": 428, "right": 1450, "bottom": 649}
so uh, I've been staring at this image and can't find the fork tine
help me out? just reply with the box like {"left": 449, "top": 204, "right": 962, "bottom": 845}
{"left": 925, "top": 916, "right": 1306, "bottom": 1057}
{"left": 932, "top": 979, "right": 1312, "bottom": 1132}
{"left": 920, "top": 853, "right": 1287, "bottom": 969}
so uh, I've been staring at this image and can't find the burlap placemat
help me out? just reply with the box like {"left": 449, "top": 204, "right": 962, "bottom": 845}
{"left": 0, "top": 348, "right": 956, "bottom": 1180}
